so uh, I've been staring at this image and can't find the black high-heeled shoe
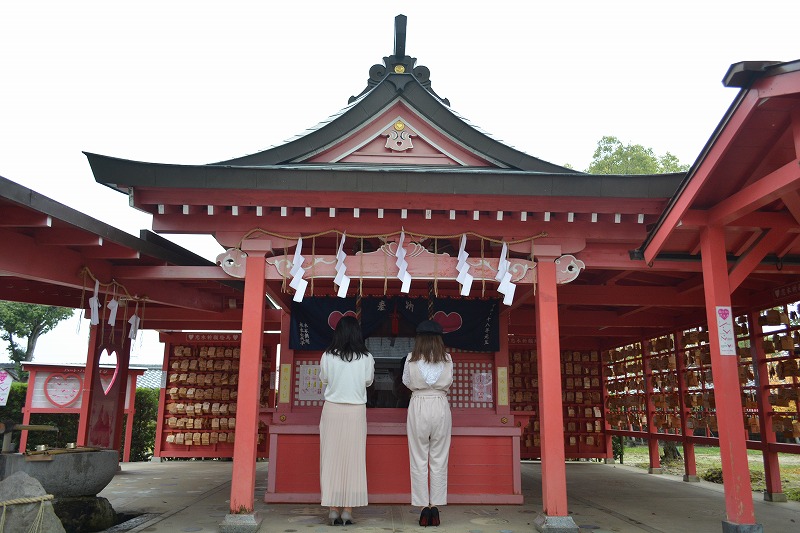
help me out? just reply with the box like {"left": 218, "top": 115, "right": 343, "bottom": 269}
{"left": 419, "top": 507, "right": 431, "bottom": 527}
{"left": 329, "top": 509, "right": 343, "bottom": 526}
{"left": 430, "top": 506, "right": 440, "bottom": 526}
{"left": 340, "top": 510, "right": 353, "bottom": 525}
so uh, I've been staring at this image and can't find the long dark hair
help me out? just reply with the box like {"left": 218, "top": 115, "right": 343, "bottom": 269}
{"left": 410, "top": 334, "right": 447, "bottom": 363}
{"left": 326, "top": 315, "right": 369, "bottom": 361}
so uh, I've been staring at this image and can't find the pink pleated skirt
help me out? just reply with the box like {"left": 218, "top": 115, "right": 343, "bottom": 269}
{"left": 319, "top": 401, "right": 368, "bottom": 507}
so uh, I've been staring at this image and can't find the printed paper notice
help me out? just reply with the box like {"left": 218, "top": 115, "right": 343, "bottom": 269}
{"left": 299, "top": 364, "right": 325, "bottom": 401}
{"left": 716, "top": 306, "right": 736, "bottom": 356}
{"left": 0, "top": 370, "right": 12, "bottom": 407}
{"left": 472, "top": 372, "right": 493, "bottom": 403}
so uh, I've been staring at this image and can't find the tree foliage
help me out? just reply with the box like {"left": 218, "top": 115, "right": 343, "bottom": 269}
{"left": 586, "top": 136, "right": 690, "bottom": 175}
{"left": 121, "top": 387, "right": 160, "bottom": 462}
{"left": 0, "top": 301, "right": 75, "bottom": 372}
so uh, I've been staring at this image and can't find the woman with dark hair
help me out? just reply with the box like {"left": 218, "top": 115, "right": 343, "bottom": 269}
{"left": 319, "top": 315, "right": 375, "bottom": 526}
{"left": 402, "top": 320, "right": 453, "bottom": 527}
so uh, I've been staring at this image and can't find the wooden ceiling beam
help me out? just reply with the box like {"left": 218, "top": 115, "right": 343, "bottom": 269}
{"left": 34, "top": 228, "right": 103, "bottom": 246}
{"left": 708, "top": 158, "right": 800, "bottom": 225}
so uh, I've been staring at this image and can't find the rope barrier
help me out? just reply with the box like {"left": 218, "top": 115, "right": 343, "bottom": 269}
{"left": 78, "top": 267, "right": 148, "bottom": 303}
{"left": 0, "top": 494, "right": 54, "bottom": 533}
{"left": 236, "top": 228, "right": 548, "bottom": 249}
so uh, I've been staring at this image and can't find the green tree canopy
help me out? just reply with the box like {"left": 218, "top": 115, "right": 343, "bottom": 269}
{"left": 586, "top": 136, "right": 690, "bottom": 175}
{"left": 0, "top": 301, "right": 74, "bottom": 373}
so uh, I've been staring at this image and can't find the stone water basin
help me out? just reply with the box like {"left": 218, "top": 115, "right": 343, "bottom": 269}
{"left": 0, "top": 448, "right": 118, "bottom": 497}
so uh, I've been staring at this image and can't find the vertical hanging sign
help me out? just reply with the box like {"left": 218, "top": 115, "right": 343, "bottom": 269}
{"left": 279, "top": 364, "right": 292, "bottom": 403}
{"left": 716, "top": 306, "right": 736, "bottom": 355}
{"left": 0, "top": 370, "right": 13, "bottom": 407}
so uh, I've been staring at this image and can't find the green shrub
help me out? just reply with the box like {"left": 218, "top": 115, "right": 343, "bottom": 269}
{"left": 612, "top": 435, "right": 624, "bottom": 463}
{"left": 0, "top": 382, "right": 27, "bottom": 451}
{"left": 701, "top": 467, "right": 764, "bottom": 487}
{"left": 120, "top": 387, "right": 159, "bottom": 462}
{"left": 785, "top": 488, "right": 800, "bottom": 502}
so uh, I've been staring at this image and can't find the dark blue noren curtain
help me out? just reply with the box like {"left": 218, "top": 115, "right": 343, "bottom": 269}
{"left": 290, "top": 297, "right": 499, "bottom": 352}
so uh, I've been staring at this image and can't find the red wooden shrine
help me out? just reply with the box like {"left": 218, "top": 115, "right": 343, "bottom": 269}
{"left": 0, "top": 15, "right": 799, "bottom": 533}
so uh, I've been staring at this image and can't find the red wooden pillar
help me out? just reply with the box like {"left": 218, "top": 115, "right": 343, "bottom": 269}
{"left": 228, "top": 250, "right": 266, "bottom": 517}
{"left": 642, "top": 342, "right": 662, "bottom": 474}
{"left": 111, "top": 341, "right": 131, "bottom": 454}
{"left": 600, "top": 358, "right": 614, "bottom": 463}
{"left": 748, "top": 311, "right": 785, "bottom": 501}
{"left": 497, "top": 312, "right": 511, "bottom": 418}
{"left": 674, "top": 330, "right": 698, "bottom": 481}
{"left": 17, "top": 368, "right": 36, "bottom": 452}
{"left": 700, "top": 225, "right": 759, "bottom": 529}
{"left": 534, "top": 258, "right": 578, "bottom": 532}
{"left": 121, "top": 376, "right": 137, "bottom": 463}
{"left": 77, "top": 325, "right": 102, "bottom": 446}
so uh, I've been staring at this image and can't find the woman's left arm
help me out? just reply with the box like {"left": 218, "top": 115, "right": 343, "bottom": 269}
{"left": 365, "top": 354, "right": 375, "bottom": 387}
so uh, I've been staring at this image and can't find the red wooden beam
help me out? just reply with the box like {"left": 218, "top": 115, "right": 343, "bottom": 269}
{"left": 707, "top": 158, "right": 800, "bottom": 225}
{"left": 728, "top": 228, "right": 787, "bottom": 291}
{"left": 0, "top": 207, "right": 51, "bottom": 227}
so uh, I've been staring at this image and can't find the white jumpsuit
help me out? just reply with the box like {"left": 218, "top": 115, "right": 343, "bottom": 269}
{"left": 402, "top": 355, "right": 453, "bottom": 507}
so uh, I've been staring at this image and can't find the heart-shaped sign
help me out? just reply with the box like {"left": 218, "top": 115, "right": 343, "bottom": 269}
{"left": 44, "top": 373, "right": 83, "bottom": 407}
{"left": 718, "top": 308, "right": 730, "bottom": 320}
{"left": 99, "top": 349, "right": 119, "bottom": 396}
{"left": 432, "top": 311, "right": 463, "bottom": 333}
{"left": 328, "top": 310, "right": 357, "bottom": 330}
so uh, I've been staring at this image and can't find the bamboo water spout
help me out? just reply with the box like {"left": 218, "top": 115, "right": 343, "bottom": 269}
{"left": 0, "top": 421, "right": 58, "bottom": 453}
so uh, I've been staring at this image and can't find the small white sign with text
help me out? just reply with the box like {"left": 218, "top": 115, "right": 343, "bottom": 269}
{"left": 716, "top": 306, "right": 737, "bottom": 356}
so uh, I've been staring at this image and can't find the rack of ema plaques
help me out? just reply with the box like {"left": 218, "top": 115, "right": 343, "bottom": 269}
{"left": 154, "top": 332, "right": 275, "bottom": 459}
{"left": 508, "top": 337, "right": 608, "bottom": 460}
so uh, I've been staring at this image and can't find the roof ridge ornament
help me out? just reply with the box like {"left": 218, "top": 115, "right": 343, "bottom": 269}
{"left": 348, "top": 14, "right": 450, "bottom": 106}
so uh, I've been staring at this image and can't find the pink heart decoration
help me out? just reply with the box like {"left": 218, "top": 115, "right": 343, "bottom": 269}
{"left": 328, "top": 310, "right": 357, "bottom": 330}
{"left": 44, "top": 373, "right": 83, "bottom": 407}
{"left": 718, "top": 308, "right": 730, "bottom": 320}
{"left": 432, "top": 311, "right": 463, "bottom": 333}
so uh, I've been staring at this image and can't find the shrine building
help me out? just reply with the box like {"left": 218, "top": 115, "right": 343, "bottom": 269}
{"left": 2, "top": 14, "right": 800, "bottom": 533}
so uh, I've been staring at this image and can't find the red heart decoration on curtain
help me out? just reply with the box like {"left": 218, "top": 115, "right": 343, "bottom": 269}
{"left": 432, "top": 311, "right": 463, "bottom": 333}
{"left": 328, "top": 310, "right": 357, "bottom": 330}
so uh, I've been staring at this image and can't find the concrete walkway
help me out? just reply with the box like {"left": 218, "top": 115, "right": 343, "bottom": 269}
{"left": 98, "top": 460, "right": 800, "bottom": 532}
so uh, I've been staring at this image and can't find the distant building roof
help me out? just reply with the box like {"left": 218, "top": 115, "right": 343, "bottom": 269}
{"left": 136, "top": 365, "right": 164, "bottom": 389}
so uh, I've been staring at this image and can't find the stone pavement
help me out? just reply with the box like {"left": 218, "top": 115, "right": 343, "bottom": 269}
{"left": 98, "top": 459, "right": 800, "bottom": 533}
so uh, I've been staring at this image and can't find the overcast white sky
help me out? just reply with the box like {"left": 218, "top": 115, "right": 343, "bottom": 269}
{"left": 1, "top": 1, "right": 797, "bottom": 366}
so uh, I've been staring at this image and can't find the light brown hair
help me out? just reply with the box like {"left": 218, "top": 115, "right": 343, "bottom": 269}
{"left": 410, "top": 334, "right": 447, "bottom": 363}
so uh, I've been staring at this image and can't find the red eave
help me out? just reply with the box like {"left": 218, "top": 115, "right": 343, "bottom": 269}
{"left": 643, "top": 90, "right": 760, "bottom": 264}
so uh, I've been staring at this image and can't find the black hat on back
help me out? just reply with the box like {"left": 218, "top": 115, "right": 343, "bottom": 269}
{"left": 416, "top": 320, "right": 443, "bottom": 335}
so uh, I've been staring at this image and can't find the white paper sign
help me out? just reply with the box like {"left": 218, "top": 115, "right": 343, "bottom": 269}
{"left": 298, "top": 364, "right": 325, "bottom": 401}
{"left": 471, "top": 372, "right": 493, "bottom": 403}
{"left": 716, "top": 306, "right": 736, "bottom": 356}
{"left": 0, "top": 370, "right": 13, "bottom": 406}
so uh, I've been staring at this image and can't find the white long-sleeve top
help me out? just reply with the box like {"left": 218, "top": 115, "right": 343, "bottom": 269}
{"left": 319, "top": 351, "right": 375, "bottom": 404}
